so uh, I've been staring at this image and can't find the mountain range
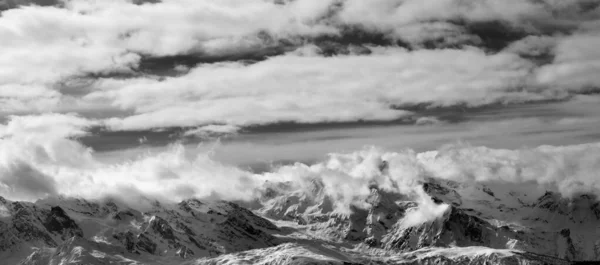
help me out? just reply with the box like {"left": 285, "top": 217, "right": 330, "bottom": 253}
{"left": 2, "top": 168, "right": 599, "bottom": 264}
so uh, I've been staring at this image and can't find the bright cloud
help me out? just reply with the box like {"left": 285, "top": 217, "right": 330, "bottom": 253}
{"left": 91, "top": 46, "right": 539, "bottom": 130}
{"left": 0, "top": 0, "right": 597, "bottom": 130}
{"left": 535, "top": 32, "right": 600, "bottom": 91}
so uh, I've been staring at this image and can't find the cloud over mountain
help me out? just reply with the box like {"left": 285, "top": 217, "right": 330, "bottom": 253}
{"left": 1, "top": 114, "right": 600, "bottom": 213}
{"left": 2, "top": 3, "right": 600, "bottom": 263}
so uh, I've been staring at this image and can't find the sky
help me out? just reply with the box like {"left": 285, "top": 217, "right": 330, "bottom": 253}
{"left": 1, "top": 0, "right": 600, "bottom": 207}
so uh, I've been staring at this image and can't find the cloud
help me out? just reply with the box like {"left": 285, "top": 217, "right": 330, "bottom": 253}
{"left": 335, "top": 0, "right": 599, "bottom": 47}
{"left": 0, "top": 0, "right": 336, "bottom": 82}
{"left": 0, "top": 113, "right": 98, "bottom": 138}
{"left": 401, "top": 187, "right": 450, "bottom": 227}
{"left": 0, "top": 115, "right": 260, "bottom": 207}
{"left": 503, "top": 35, "right": 557, "bottom": 59}
{"left": 0, "top": 0, "right": 339, "bottom": 113}
{"left": 418, "top": 142, "right": 600, "bottom": 197}
{"left": 535, "top": 32, "right": 600, "bottom": 91}
{"left": 0, "top": 0, "right": 59, "bottom": 10}
{"left": 183, "top": 124, "right": 240, "bottom": 138}
{"left": 0, "top": 114, "right": 94, "bottom": 201}
{"left": 92, "top": 46, "right": 539, "bottom": 130}
{"left": 2, "top": 112, "right": 600, "bottom": 222}
{"left": 0, "top": 160, "right": 57, "bottom": 201}
{"left": 0, "top": 0, "right": 598, "bottom": 131}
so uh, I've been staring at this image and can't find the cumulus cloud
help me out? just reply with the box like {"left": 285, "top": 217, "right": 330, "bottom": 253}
{"left": 0, "top": 114, "right": 95, "bottom": 200}
{"left": 0, "top": 115, "right": 260, "bottom": 206}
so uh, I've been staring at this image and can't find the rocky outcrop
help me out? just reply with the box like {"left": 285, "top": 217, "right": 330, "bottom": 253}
{"left": 42, "top": 206, "right": 83, "bottom": 241}
{"left": 556, "top": 228, "right": 577, "bottom": 261}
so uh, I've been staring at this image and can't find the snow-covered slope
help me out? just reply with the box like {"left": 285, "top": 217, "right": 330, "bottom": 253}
{"left": 18, "top": 236, "right": 142, "bottom": 265}
{"left": 187, "top": 243, "right": 567, "bottom": 265}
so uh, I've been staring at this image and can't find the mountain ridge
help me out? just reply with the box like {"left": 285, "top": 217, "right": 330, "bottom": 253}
{"left": 1, "top": 170, "right": 599, "bottom": 264}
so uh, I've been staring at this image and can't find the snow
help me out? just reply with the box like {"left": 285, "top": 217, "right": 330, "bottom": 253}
{"left": 5, "top": 175, "right": 600, "bottom": 264}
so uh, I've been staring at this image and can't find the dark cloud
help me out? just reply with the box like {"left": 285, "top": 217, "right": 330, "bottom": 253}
{"left": 0, "top": 0, "right": 60, "bottom": 11}
{"left": 79, "top": 127, "right": 187, "bottom": 152}
{"left": 0, "top": 160, "right": 58, "bottom": 200}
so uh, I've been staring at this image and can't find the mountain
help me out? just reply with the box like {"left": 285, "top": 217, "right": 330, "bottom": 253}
{"left": 0, "top": 196, "right": 279, "bottom": 265}
{"left": 2, "top": 173, "right": 599, "bottom": 264}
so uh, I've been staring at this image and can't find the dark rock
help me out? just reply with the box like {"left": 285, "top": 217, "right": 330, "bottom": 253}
{"left": 136, "top": 233, "right": 157, "bottom": 254}
{"left": 43, "top": 206, "right": 83, "bottom": 240}
{"left": 149, "top": 216, "right": 176, "bottom": 241}
{"left": 482, "top": 187, "right": 495, "bottom": 197}
{"left": 12, "top": 205, "right": 56, "bottom": 246}
{"left": 114, "top": 231, "right": 136, "bottom": 253}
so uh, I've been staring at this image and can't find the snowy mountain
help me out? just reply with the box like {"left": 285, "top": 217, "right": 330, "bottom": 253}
{"left": 1, "top": 196, "right": 279, "bottom": 265}
{"left": 2, "top": 167, "right": 599, "bottom": 264}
